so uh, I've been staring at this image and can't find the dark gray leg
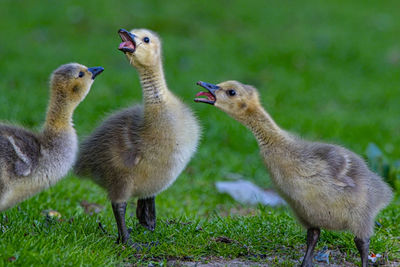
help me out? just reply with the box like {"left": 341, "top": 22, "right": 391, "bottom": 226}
{"left": 111, "top": 202, "right": 130, "bottom": 244}
{"left": 136, "top": 196, "right": 156, "bottom": 231}
{"left": 301, "top": 228, "right": 320, "bottom": 267}
{"left": 354, "top": 237, "right": 369, "bottom": 267}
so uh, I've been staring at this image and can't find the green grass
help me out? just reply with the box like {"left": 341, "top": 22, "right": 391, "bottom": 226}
{"left": 1, "top": 0, "right": 400, "bottom": 266}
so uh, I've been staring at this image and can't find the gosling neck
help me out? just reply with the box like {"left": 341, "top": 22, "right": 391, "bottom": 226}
{"left": 137, "top": 63, "right": 169, "bottom": 105}
{"left": 240, "top": 106, "right": 288, "bottom": 149}
{"left": 43, "top": 94, "right": 75, "bottom": 134}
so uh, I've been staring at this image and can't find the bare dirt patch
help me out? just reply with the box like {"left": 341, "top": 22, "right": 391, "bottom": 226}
{"left": 167, "top": 255, "right": 400, "bottom": 267}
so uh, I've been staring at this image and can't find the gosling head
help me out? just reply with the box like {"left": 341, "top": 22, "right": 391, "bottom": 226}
{"left": 50, "top": 63, "right": 104, "bottom": 108}
{"left": 118, "top": 28, "right": 161, "bottom": 68}
{"left": 195, "top": 80, "right": 261, "bottom": 120}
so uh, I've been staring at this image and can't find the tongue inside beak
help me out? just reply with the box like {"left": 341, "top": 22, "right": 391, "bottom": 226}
{"left": 195, "top": 91, "right": 213, "bottom": 98}
{"left": 119, "top": 41, "right": 135, "bottom": 51}
{"left": 194, "top": 91, "right": 216, "bottom": 104}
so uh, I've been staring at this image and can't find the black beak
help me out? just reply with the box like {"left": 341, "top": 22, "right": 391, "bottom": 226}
{"left": 87, "top": 67, "right": 104, "bottom": 80}
{"left": 194, "top": 81, "right": 220, "bottom": 105}
{"left": 118, "top": 28, "right": 137, "bottom": 53}
{"left": 197, "top": 81, "right": 219, "bottom": 94}
{"left": 118, "top": 28, "right": 136, "bottom": 40}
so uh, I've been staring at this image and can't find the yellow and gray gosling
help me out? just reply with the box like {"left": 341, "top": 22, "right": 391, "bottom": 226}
{"left": 74, "top": 29, "right": 200, "bottom": 244}
{"left": 0, "top": 63, "right": 104, "bottom": 211}
{"left": 195, "top": 80, "right": 392, "bottom": 267}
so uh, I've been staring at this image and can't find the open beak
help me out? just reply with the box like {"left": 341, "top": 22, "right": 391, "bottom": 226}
{"left": 118, "top": 28, "right": 137, "bottom": 53}
{"left": 87, "top": 67, "right": 104, "bottom": 80}
{"left": 194, "top": 81, "right": 220, "bottom": 105}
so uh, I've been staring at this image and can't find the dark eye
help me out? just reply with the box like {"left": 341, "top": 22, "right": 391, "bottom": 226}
{"left": 227, "top": 89, "right": 236, "bottom": 96}
{"left": 78, "top": 71, "right": 84, "bottom": 78}
{"left": 143, "top": 37, "right": 150, "bottom": 43}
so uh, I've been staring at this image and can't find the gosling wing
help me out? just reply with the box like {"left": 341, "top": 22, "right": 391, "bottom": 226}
{"left": 0, "top": 125, "right": 41, "bottom": 177}
{"left": 308, "top": 143, "right": 356, "bottom": 188}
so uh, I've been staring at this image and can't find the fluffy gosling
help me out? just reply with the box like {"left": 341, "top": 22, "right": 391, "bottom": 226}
{"left": 74, "top": 29, "right": 200, "bottom": 244}
{"left": 195, "top": 80, "right": 392, "bottom": 267}
{"left": 0, "top": 63, "right": 103, "bottom": 211}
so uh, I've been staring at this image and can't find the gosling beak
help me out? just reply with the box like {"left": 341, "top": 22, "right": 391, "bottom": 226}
{"left": 118, "top": 28, "right": 137, "bottom": 53}
{"left": 194, "top": 81, "right": 219, "bottom": 105}
{"left": 87, "top": 67, "right": 104, "bottom": 80}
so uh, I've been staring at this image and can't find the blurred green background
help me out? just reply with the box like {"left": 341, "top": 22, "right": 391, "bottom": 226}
{"left": 0, "top": 0, "right": 399, "bottom": 265}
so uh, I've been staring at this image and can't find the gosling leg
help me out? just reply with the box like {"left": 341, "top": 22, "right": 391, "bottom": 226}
{"left": 354, "top": 237, "right": 369, "bottom": 267}
{"left": 301, "top": 228, "right": 320, "bottom": 267}
{"left": 136, "top": 196, "right": 156, "bottom": 231}
{"left": 111, "top": 202, "right": 130, "bottom": 244}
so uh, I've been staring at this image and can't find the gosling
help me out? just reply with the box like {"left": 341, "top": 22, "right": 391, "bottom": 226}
{"left": 74, "top": 29, "right": 200, "bottom": 244}
{"left": 195, "top": 80, "right": 392, "bottom": 267}
{"left": 0, "top": 63, "right": 104, "bottom": 211}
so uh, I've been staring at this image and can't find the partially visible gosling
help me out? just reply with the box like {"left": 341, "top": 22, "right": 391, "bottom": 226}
{"left": 195, "top": 80, "right": 392, "bottom": 267}
{"left": 74, "top": 29, "right": 200, "bottom": 244}
{"left": 0, "top": 63, "right": 104, "bottom": 211}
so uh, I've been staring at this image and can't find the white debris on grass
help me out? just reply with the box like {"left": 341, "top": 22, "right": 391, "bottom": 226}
{"left": 368, "top": 253, "right": 382, "bottom": 263}
{"left": 215, "top": 179, "right": 286, "bottom": 206}
{"left": 314, "top": 246, "right": 330, "bottom": 264}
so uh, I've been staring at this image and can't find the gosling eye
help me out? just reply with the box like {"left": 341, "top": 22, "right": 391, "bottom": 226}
{"left": 227, "top": 89, "right": 236, "bottom": 96}
{"left": 143, "top": 37, "right": 150, "bottom": 43}
{"left": 78, "top": 71, "right": 85, "bottom": 78}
